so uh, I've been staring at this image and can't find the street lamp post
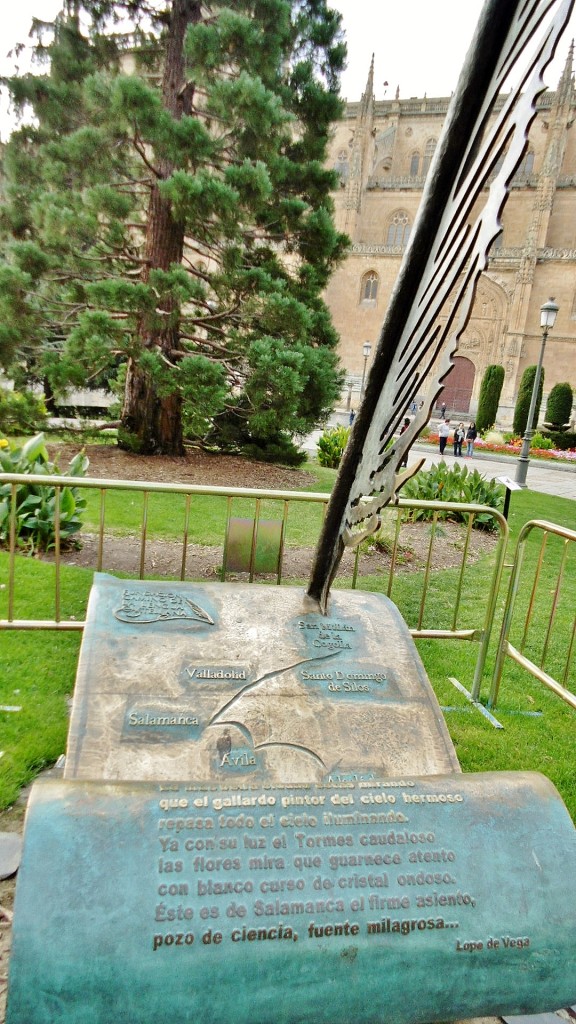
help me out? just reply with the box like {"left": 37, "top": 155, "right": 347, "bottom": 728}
{"left": 361, "top": 341, "right": 371, "bottom": 397}
{"left": 515, "top": 298, "right": 559, "bottom": 487}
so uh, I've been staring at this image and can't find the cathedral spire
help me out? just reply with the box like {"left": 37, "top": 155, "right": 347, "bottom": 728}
{"left": 343, "top": 55, "right": 375, "bottom": 229}
{"left": 360, "top": 54, "right": 375, "bottom": 118}
{"left": 555, "top": 39, "right": 574, "bottom": 106}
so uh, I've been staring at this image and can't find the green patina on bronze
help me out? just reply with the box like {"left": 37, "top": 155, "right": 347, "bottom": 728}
{"left": 8, "top": 774, "right": 576, "bottom": 1024}
{"left": 63, "top": 576, "right": 461, "bottom": 783}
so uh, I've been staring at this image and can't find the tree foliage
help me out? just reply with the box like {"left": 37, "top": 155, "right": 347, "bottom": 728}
{"left": 475, "top": 363, "right": 504, "bottom": 433}
{"left": 513, "top": 365, "right": 544, "bottom": 436}
{"left": 545, "top": 381, "right": 573, "bottom": 429}
{"left": 0, "top": 1, "right": 347, "bottom": 456}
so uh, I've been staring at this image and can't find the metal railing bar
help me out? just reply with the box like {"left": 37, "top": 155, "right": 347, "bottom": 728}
{"left": 8, "top": 484, "right": 17, "bottom": 622}
{"left": 488, "top": 520, "right": 576, "bottom": 709}
{"left": 387, "top": 509, "right": 404, "bottom": 599}
{"left": 222, "top": 496, "right": 233, "bottom": 582}
{"left": 520, "top": 531, "right": 548, "bottom": 654}
{"left": 417, "top": 512, "right": 438, "bottom": 630}
{"left": 0, "top": 476, "right": 509, "bottom": 689}
{"left": 503, "top": 641, "right": 576, "bottom": 711}
{"left": 97, "top": 490, "right": 106, "bottom": 572}
{"left": 0, "top": 473, "right": 331, "bottom": 504}
{"left": 469, "top": 513, "right": 510, "bottom": 702}
{"left": 249, "top": 499, "right": 262, "bottom": 583}
{"left": 0, "top": 619, "right": 85, "bottom": 631}
{"left": 180, "top": 494, "right": 192, "bottom": 581}
{"left": 139, "top": 492, "right": 149, "bottom": 580}
{"left": 54, "top": 486, "right": 61, "bottom": 622}
{"left": 540, "top": 539, "right": 568, "bottom": 667}
{"left": 411, "top": 629, "right": 480, "bottom": 640}
{"left": 276, "top": 502, "right": 289, "bottom": 586}
{"left": 451, "top": 512, "right": 474, "bottom": 631}
{"left": 562, "top": 613, "right": 576, "bottom": 689}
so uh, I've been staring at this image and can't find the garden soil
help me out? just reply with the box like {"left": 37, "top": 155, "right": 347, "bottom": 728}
{"left": 37, "top": 443, "right": 496, "bottom": 578}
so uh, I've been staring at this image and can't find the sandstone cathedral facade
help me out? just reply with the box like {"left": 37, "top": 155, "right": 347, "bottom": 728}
{"left": 324, "top": 49, "right": 576, "bottom": 425}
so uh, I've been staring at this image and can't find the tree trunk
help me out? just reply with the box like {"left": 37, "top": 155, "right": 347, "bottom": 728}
{"left": 120, "top": 0, "right": 201, "bottom": 456}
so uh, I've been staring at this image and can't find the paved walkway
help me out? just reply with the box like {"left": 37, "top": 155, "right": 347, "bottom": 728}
{"left": 411, "top": 446, "right": 576, "bottom": 501}
{"left": 302, "top": 423, "right": 576, "bottom": 502}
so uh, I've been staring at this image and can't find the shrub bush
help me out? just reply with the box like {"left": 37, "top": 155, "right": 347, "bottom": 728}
{"left": 545, "top": 381, "right": 573, "bottom": 428}
{"left": 531, "top": 431, "right": 554, "bottom": 450}
{"left": 0, "top": 433, "right": 88, "bottom": 553}
{"left": 242, "top": 437, "right": 306, "bottom": 467}
{"left": 476, "top": 364, "right": 504, "bottom": 432}
{"left": 542, "top": 429, "right": 576, "bottom": 450}
{"left": 401, "top": 461, "right": 504, "bottom": 530}
{"left": 513, "top": 365, "right": 544, "bottom": 435}
{"left": 0, "top": 386, "right": 47, "bottom": 433}
{"left": 316, "top": 425, "right": 350, "bottom": 468}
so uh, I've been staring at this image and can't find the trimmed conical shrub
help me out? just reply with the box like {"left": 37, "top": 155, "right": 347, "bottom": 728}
{"left": 476, "top": 364, "right": 504, "bottom": 432}
{"left": 545, "top": 381, "right": 573, "bottom": 428}
{"left": 513, "top": 365, "right": 544, "bottom": 435}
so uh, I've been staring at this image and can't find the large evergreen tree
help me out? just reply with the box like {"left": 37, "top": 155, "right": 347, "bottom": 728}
{"left": 0, "top": 1, "right": 347, "bottom": 455}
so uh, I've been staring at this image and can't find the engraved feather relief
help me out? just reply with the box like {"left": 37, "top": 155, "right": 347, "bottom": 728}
{"left": 308, "top": 0, "right": 574, "bottom": 612}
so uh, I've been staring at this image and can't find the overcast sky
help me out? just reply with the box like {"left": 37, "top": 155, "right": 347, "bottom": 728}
{"left": 1, "top": 1, "right": 575, "bottom": 137}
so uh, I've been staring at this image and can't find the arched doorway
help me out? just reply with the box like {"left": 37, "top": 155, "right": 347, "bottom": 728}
{"left": 441, "top": 357, "right": 475, "bottom": 413}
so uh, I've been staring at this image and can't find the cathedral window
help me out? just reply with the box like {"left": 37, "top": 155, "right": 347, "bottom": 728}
{"left": 386, "top": 210, "right": 411, "bottom": 247}
{"left": 422, "top": 138, "right": 437, "bottom": 175}
{"left": 360, "top": 271, "right": 379, "bottom": 303}
{"left": 409, "top": 152, "right": 420, "bottom": 176}
{"left": 334, "top": 149, "right": 349, "bottom": 183}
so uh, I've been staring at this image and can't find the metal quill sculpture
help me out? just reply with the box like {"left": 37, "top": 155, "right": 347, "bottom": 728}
{"left": 307, "top": 0, "right": 574, "bottom": 613}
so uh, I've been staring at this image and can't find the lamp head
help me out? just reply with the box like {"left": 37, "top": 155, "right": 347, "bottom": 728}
{"left": 540, "top": 297, "right": 559, "bottom": 330}
{"left": 363, "top": 342, "right": 372, "bottom": 359}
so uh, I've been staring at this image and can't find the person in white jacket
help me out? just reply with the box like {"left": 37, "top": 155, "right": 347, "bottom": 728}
{"left": 438, "top": 418, "right": 451, "bottom": 455}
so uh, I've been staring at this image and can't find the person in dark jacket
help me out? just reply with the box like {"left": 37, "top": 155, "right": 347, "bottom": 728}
{"left": 453, "top": 422, "right": 465, "bottom": 457}
{"left": 465, "top": 422, "right": 478, "bottom": 457}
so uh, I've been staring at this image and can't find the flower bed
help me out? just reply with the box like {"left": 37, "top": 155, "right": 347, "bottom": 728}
{"left": 424, "top": 433, "right": 576, "bottom": 462}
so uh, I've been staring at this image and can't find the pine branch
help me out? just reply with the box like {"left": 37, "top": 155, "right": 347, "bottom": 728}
{"left": 131, "top": 129, "right": 162, "bottom": 179}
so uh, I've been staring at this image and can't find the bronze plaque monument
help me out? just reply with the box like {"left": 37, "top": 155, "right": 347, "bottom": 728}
{"left": 64, "top": 575, "right": 460, "bottom": 782}
{"left": 7, "top": 0, "right": 576, "bottom": 1021}
{"left": 7, "top": 774, "right": 576, "bottom": 1024}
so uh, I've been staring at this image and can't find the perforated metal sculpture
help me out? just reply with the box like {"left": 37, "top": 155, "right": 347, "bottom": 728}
{"left": 308, "top": 0, "right": 574, "bottom": 612}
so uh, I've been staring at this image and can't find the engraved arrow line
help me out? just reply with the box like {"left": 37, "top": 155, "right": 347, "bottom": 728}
{"left": 208, "top": 714, "right": 328, "bottom": 771}
{"left": 209, "top": 650, "right": 344, "bottom": 729}
{"left": 252, "top": 742, "right": 327, "bottom": 771}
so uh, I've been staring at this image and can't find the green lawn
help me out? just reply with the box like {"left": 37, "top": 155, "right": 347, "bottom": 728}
{"left": 76, "top": 461, "right": 337, "bottom": 549}
{"left": 1, "top": 465, "right": 574, "bottom": 820}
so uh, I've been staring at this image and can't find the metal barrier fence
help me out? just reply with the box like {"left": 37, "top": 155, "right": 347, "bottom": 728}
{"left": 1, "top": 471, "right": 509, "bottom": 699}
{"left": 489, "top": 519, "right": 576, "bottom": 711}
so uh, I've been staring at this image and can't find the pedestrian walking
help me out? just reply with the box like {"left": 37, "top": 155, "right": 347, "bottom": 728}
{"left": 440, "top": 402, "right": 446, "bottom": 419}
